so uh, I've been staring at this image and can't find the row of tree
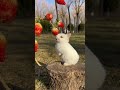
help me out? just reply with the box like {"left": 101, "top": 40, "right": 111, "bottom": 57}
{"left": 17, "top": 0, "right": 34, "bottom": 17}
{"left": 36, "top": 19, "right": 84, "bottom": 34}
{"left": 35, "top": 0, "right": 85, "bottom": 33}
{"left": 86, "top": 0, "right": 120, "bottom": 16}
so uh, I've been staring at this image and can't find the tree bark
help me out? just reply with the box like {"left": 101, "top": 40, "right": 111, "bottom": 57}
{"left": 74, "top": 17, "right": 76, "bottom": 33}
{"left": 55, "top": 1, "right": 59, "bottom": 21}
{"left": 66, "top": 18, "right": 68, "bottom": 33}
{"left": 68, "top": 7, "right": 71, "bottom": 32}
{"left": 46, "top": 62, "right": 85, "bottom": 90}
{"left": 76, "top": 14, "right": 79, "bottom": 33}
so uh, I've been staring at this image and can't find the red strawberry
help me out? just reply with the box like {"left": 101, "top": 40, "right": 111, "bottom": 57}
{"left": 56, "top": 0, "right": 66, "bottom": 5}
{"left": 45, "top": 13, "right": 53, "bottom": 21}
{"left": 58, "top": 21, "right": 64, "bottom": 28}
{"left": 35, "top": 40, "right": 39, "bottom": 52}
{"left": 35, "top": 23, "right": 43, "bottom": 36}
{"left": 0, "top": 33, "right": 7, "bottom": 62}
{"left": 0, "top": 0, "right": 18, "bottom": 23}
{"left": 52, "top": 28, "right": 59, "bottom": 36}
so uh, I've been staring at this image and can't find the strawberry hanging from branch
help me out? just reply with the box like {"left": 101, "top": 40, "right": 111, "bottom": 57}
{"left": 0, "top": 0, "right": 18, "bottom": 23}
{"left": 55, "top": 0, "right": 66, "bottom": 21}
{"left": 58, "top": 21, "right": 64, "bottom": 28}
{"left": 45, "top": 13, "right": 53, "bottom": 21}
{"left": 0, "top": 0, "right": 17, "bottom": 64}
{"left": 35, "top": 23, "right": 43, "bottom": 36}
{"left": 52, "top": 27, "right": 60, "bottom": 36}
{"left": 56, "top": 0, "right": 66, "bottom": 5}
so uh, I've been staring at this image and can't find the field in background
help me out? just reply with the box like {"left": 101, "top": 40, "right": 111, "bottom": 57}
{"left": 1, "top": 17, "right": 120, "bottom": 89}
{"left": 86, "top": 17, "right": 120, "bottom": 89}
{"left": 35, "top": 33, "right": 85, "bottom": 90}
{"left": 86, "top": 17, "right": 120, "bottom": 66}
{"left": 0, "top": 19, "right": 34, "bottom": 89}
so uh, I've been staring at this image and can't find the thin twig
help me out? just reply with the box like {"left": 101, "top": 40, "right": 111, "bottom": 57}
{"left": 55, "top": 0, "right": 59, "bottom": 21}
{"left": 35, "top": 58, "right": 41, "bottom": 67}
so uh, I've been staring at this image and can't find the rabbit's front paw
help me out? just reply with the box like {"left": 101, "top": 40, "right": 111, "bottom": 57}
{"left": 59, "top": 53, "right": 62, "bottom": 56}
{"left": 63, "top": 63, "right": 71, "bottom": 66}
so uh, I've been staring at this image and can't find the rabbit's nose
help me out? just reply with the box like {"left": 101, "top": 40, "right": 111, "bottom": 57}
{"left": 56, "top": 39, "right": 57, "bottom": 41}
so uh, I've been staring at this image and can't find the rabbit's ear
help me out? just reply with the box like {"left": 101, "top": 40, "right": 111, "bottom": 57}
{"left": 67, "top": 33, "right": 71, "bottom": 38}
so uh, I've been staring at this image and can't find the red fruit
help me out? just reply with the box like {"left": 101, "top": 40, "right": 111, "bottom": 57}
{"left": 56, "top": 0, "right": 66, "bottom": 5}
{"left": 58, "top": 21, "right": 64, "bottom": 28}
{"left": 45, "top": 13, "right": 53, "bottom": 21}
{"left": 35, "top": 40, "right": 39, "bottom": 52}
{"left": 0, "top": 33, "right": 7, "bottom": 62}
{"left": 0, "top": 0, "right": 18, "bottom": 23}
{"left": 52, "top": 28, "right": 59, "bottom": 36}
{"left": 35, "top": 23, "right": 43, "bottom": 36}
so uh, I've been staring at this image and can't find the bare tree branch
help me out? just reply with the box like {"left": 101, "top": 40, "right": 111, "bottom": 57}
{"left": 71, "top": 0, "right": 85, "bottom": 33}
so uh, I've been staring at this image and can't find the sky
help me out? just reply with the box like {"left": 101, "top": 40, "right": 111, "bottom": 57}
{"left": 36, "top": 0, "right": 85, "bottom": 7}
{"left": 47, "top": 0, "right": 55, "bottom": 4}
{"left": 46, "top": 0, "right": 85, "bottom": 5}
{"left": 35, "top": 0, "right": 85, "bottom": 23}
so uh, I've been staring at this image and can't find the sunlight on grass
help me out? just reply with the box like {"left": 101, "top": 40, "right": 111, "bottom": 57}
{"left": 35, "top": 33, "right": 85, "bottom": 90}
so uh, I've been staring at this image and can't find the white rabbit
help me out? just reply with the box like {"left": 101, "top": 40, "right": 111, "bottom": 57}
{"left": 85, "top": 45, "right": 106, "bottom": 90}
{"left": 55, "top": 33, "right": 79, "bottom": 66}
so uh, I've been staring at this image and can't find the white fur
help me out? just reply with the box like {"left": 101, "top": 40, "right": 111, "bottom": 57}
{"left": 85, "top": 45, "right": 106, "bottom": 90}
{"left": 55, "top": 33, "right": 79, "bottom": 66}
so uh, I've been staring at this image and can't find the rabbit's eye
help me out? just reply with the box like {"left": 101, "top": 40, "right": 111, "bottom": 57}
{"left": 60, "top": 36, "right": 63, "bottom": 38}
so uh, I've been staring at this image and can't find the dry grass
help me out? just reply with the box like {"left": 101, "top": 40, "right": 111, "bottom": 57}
{"left": 86, "top": 17, "right": 120, "bottom": 89}
{"left": 35, "top": 33, "right": 85, "bottom": 90}
{"left": 0, "top": 19, "right": 34, "bottom": 89}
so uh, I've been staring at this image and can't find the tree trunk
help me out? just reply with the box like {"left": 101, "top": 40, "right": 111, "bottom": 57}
{"left": 76, "top": 14, "right": 79, "bottom": 33}
{"left": 46, "top": 62, "right": 85, "bottom": 90}
{"left": 74, "top": 17, "right": 76, "bottom": 33}
{"left": 66, "top": 18, "right": 68, "bottom": 33}
{"left": 99, "top": 0, "right": 104, "bottom": 16}
{"left": 55, "top": 1, "right": 59, "bottom": 21}
{"left": 68, "top": 7, "right": 71, "bottom": 32}
{"left": 62, "top": 19, "right": 65, "bottom": 33}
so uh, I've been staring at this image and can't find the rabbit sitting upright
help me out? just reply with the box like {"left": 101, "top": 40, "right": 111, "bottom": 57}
{"left": 55, "top": 33, "right": 79, "bottom": 66}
